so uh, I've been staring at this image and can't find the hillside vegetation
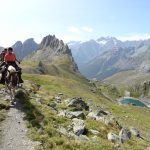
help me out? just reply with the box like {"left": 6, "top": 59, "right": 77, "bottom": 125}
{"left": 6, "top": 72, "right": 148, "bottom": 150}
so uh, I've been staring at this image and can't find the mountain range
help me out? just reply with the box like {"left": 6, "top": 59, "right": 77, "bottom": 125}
{"left": 0, "top": 38, "right": 38, "bottom": 59}
{"left": 1, "top": 36, "right": 150, "bottom": 80}
{"left": 69, "top": 37, "right": 150, "bottom": 80}
{"left": 12, "top": 38, "right": 39, "bottom": 59}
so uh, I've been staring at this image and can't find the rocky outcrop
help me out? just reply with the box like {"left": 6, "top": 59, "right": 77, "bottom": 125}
{"left": 39, "top": 35, "right": 71, "bottom": 55}
{"left": 25, "top": 35, "right": 78, "bottom": 73}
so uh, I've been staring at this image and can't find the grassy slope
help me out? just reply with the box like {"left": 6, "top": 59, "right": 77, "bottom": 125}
{"left": 20, "top": 73, "right": 150, "bottom": 150}
{"left": 104, "top": 70, "right": 150, "bottom": 99}
{"left": 21, "top": 56, "right": 85, "bottom": 82}
{"left": 104, "top": 70, "right": 150, "bottom": 88}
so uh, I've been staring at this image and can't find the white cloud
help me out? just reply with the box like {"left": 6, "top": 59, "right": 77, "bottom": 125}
{"left": 82, "top": 26, "right": 93, "bottom": 33}
{"left": 117, "top": 33, "right": 150, "bottom": 41}
{"left": 67, "top": 26, "right": 80, "bottom": 33}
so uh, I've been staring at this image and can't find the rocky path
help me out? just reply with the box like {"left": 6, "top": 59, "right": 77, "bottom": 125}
{"left": 0, "top": 90, "right": 39, "bottom": 150}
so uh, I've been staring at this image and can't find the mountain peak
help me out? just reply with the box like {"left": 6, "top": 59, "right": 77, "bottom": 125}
{"left": 23, "top": 38, "right": 35, "bottom": 44}
{"left": 25, "top": 34, "right": 78, "bottom": 73}
{"left": 39, "top": 34, "right": 71, "bottom": 55}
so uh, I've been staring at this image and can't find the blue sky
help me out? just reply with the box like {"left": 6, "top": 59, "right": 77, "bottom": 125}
{"left": 0, "top": 0, "right": 150, "bottom": 46}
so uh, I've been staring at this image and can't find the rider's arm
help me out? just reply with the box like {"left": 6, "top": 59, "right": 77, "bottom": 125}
{"left": 16, "top": 59, "right": 20, "bottom": 64}
{"left": 13, "top": 53, "right": 20, "bottom": 64}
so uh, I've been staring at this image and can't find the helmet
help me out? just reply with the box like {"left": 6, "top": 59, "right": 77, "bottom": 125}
{"left": 4, "top": 48, "right": 7, "bottom": 51}
{"left": 8, "top": 47, "right": 13, "bottom": 51}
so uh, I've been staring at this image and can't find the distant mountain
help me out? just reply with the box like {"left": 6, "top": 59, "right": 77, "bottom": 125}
{"left": 80, "top": 47, "right": 135, "bottom": 79}
{"left": 68, "top": 40, "right": 102, "bottom": 65}
{"left": 69, "top": 37, "right": 150, "bottom": 80}
{"left": 68, "top": 37, "right": 125, "bottom": 66}
{"left": 24, "top": 35, "right": 79, "bottom": 75}
{"left": 12, "top": 38, "right": 38, "bottom": 59}
{"left": 0, "top": 46, "right": 4, "bottom": 52}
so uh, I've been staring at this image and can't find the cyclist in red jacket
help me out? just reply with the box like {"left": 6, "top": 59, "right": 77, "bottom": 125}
{"left": 0, "top": 47, "right": 23, "bottom": 84}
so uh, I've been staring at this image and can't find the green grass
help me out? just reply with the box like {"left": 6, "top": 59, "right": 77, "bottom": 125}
{"left": 21, "top": 57, "right": 85, "bottom": 83}
{"left": 104, "top": 70, "right": 150, "bottom": 88}
{"left": 0, "top": 98, "right": 10, "bottom": 145}
{"left": 22, "top": 73, "right": 109, "bottom": 105}
{"left": 19, "top": 73, "right": 150, "bottom": 150}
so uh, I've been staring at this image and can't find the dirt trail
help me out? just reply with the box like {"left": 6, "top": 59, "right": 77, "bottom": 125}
{"left": 0, "top": 90, "right": 40, "bottom": 150}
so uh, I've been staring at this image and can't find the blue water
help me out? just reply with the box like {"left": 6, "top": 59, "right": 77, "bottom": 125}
{"left": 120, "top": 98, "right": 147, "bottom": 107}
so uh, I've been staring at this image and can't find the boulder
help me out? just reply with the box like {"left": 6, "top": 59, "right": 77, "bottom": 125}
{"left": 89, "top": 129, "right": 100, "bottom": 135}
{"left": 87, "top": 109, "right": 108, "bottom": 120}
{"left": 72, "top": 118, "right": 85, "bottom": 136}
{"left": 67, "top": 97, "right": 89, "bottom": 110}
{"left": 55, "top": 96, "right": 61, "bottom": 103}
{"left": 58, "top": 111, "right": 85, "bottom": 119}
{"left": 58, "top": 126, "right": 69, "bottom": 137}
{"left": 130, "top": 127, "right": 140, "bottom": 137}
{"left": 57, "top": 110, "right": 66, "bottom": 117}
{"left": 119, "top": 128, "right": 131, "bottom": 143}
{"left": 66, "top": 111, "right": 85, "bottom": 119}
{"left": 107, "top": 132, "right": 120, "bottom": 143}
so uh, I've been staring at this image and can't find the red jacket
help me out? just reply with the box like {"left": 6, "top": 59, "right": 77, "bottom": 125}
{"left": 4, "top": 52, "right": 16, "bottom": 62}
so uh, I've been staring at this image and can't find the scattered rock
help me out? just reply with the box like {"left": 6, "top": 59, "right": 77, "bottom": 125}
{"left": 87, "top": 109, "right": 108, "bottom": 120}
{"left": 55, "top": 96, "right": 61, "bottom": 103}
{"left": 114, "top": 143, "right": 121, "bottom": 149}
{"left": 107, "top": 132, "right": 120, "bottom": 143}
{"left": 89, "top": 129, "right": 100, "bottom": 135}
{"left": 130, "top": 127, "right": 140, "bottom": 137}
{"left": 119, "top": 128, "right": 131, "bottom": 143}
{"left": 57, "top": 110, "right": 66, "bottom": 117}
{"left": 72, "top": 118, "right": 85, "bottom": 136}
{"left": 66, "top": 111, "right": 85, "bottom": 119}
{"left": 58, "top": 126, "right": 69, "bottom": 137}
{"left": 31, "top": 83, "right": 40, "bottom": 93}
{"left": 4, "top": 95, "right": 11, "bottom": 101}
{"left": 58, "top": 110, "right": 85, "bottom": 119}
{"left": 35, "top": 98, "right": 43, "bottom": 104}
{"left": 67, "top": 97, "right": 89, "bottom": 111}
{"left": 58, "top": 93, "right": 63, "bottom": 96}
{"left": 87, "top": 112, "right": 98, "bottom": 120}
{"left": 48, "top": 102, "right": 57, "bottom": 109}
